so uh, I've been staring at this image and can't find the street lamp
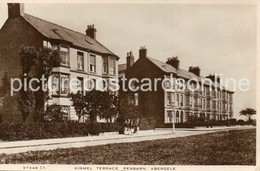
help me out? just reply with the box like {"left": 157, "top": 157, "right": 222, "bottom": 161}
{"left": 172, "top": 112, "right": 176, "bottom": 134}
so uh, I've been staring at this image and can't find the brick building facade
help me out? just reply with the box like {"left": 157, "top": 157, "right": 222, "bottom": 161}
{"left": 119, "top": 47, "right": 234, "bottom": 127}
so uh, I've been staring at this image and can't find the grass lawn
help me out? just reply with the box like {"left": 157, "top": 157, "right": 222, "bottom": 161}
{"left": 0, "top": 129, "right": 256, "bottom": 165}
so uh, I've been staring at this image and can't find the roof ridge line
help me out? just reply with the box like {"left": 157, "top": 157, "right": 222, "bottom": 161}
{"left": 23, "top": 13, "right": 93, "bottom": 40}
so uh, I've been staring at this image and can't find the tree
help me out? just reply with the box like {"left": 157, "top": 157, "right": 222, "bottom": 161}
{"left": 42, "top": 104, "right": 68, "bottom": 122}
{"left": 70, "top": 92, "right": 89, "bottom": 122}
{"left": 0, "top": 72, "right": 11, "bottom": 121}
{"left": 0, "top": 72, "right": 10, "bottom": 97}
{"left": 240, "top": 108, "right": 256, "bottom": 124}
{"left": 18, "top": 46, "right": 61, "bottom": 122}
{"left": 70, "top": 90, "right": 118, "bottom": 122}
{"left": 117, "top": 98, "right": 142, "bottom": 132}
{"left": 95, "top": 92, "right": 118, "bottom": 123}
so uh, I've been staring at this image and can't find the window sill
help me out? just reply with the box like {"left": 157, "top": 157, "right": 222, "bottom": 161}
{"left": 51, "top": 94, "right": 70, "bottom": 98}
{"left": 59, "top": 65, "right": 71, "bottom": 69}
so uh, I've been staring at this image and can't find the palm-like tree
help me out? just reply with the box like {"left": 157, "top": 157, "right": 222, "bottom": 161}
{"left": 239, "top": 108, "right": 256, "bottom": 123}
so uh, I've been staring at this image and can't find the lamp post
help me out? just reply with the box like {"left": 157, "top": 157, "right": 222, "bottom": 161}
{"left": 172, "top": 113, "right": 176, "bottom": 134}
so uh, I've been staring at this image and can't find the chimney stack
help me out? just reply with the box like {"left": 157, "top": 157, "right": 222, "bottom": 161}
{"left": 189, "top": 66, "right": 200, "bottom": 77}
{"left": 166, "top": 56, "right": 180, "bottom": 70}
{"left": 86, "top": 25, "right": 97, "bottom": 39}
{"left": 8, "top": 3, "right": 24, "bottom": 18}
{"left": 139, "top": 46, "right": 147, "bottom": 59}
{"left": 206, "top": 74, "right": 220, "bottom": 83}
{"left": 126, "top": 51, "right": 135, "bottom": 70}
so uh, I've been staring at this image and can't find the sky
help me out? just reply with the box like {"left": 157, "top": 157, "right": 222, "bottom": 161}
{"left": 0, "top": 3, "right": 256, "bottom": 120}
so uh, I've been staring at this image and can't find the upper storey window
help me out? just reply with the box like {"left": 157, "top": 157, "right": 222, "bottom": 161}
{"left": 109, "top": 57, "right": 116, "bottom": 75}
{"left": 103, "top": 57, "right": 108, "bottom": 74}
{"left": 77, "top": 52, "right": 84, "bottom": 70}
{"left": 90, "top": 54, "right": 96, "bottom": 73}
{"left": 60, "top": 46, "right": 70, "bottom": 67}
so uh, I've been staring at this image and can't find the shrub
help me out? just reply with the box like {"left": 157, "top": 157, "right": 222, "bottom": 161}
{"left": 252, "top": 120, "right": 256, "bottom": 126}
{"left": 237, "top": 119, "right": 245, "bottom": 126}
{"left": 88, "top": 122, "right": 102, "bottom": 136}
{"left": 0, "top": 122, "right": 120, "bottom": 141}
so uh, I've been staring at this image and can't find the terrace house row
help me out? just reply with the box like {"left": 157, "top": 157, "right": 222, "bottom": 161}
{"left": 119, "top": 48, "right": 234, "bottom": 127}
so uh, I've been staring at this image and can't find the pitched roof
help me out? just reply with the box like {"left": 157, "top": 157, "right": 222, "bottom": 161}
{"left": 146, "top": 57, "right": 227, "bottom": 90}
{"left": 118, "top": 64, "right": 127, "bottom": 73}
{"left": 147, "top": 57, "right": 177, "bottom": 73}
{"left": 22, "top": 14, "right": 118, "bottom": 58}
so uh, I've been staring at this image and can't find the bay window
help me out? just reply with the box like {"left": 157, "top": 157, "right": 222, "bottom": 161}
{"left": 60, "top": 75, "right": 69, "bottom": 95}
{"left": 52, "top": 73, "right": 70, "bottom": 96}
{"left": 52, "top": 74, "right": 59, "bottom": 95}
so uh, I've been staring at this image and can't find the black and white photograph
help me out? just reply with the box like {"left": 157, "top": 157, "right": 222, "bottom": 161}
{"left": 0, "top": 1, "right": 257, "bottom": 171}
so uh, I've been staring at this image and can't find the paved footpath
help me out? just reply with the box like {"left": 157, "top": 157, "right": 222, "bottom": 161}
{"left": 0, "top": 126, "right": 255, "bottom": 155}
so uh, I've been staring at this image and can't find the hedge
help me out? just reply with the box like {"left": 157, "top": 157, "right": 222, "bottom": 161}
{"left": 0, "top": 122, "right": 120, "bottom": 141}
{"left": 158, "top": 121, "right": 235, "bottom": 128}
{"left": 139, "top": 118, "right": 156, "bottom": 130}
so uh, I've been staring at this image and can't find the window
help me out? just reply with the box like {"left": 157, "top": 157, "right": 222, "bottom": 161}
{"left": 43, "top": 40, "right": 52, "bottom": 48}
{"left": 77, "top": 52, "right": 84, "bottom": 70}
{"left": 197, "top": 98, "right": 202, "bottom": 108}
{"left": 165, "top": 80, "right": 171, "bottom": 89}
{"left": 128, "top": 93, "right": 138, "bottom": 106}
{"left": 176, "top": 94, "right": 179, "bottom": 106}
{"left": 167, "top": 111, "right": 173, "bottom": 123}
{"left": 176, "top": 111, "right": 179, "bottom": 123}
{"left": 90, "top": 55, "right": 96, "bottom": 72}
{"left": 52, "top": 74, "right": 59, "bottom": 95}
{"left": 229, "top": 104, "right": 232, "bottom": 112}
{"left": 52, "top": 74, "right": 69, "bottom": 96}
{"left": 109, "top": 57, "right": 116, "bottom": 75}
{"left": 103, "top": 80, "right": 107, "bottom": 91}
{"left": 88, "top": 79, "right": 96, "bottom": 90}
{"left": 77, "top": 77, "right": 84, "bottom": 92}
{"left": 207, "top": 99, "right": 210, "bottom": 109}
{"left": 103, "top": 57, "right": 108, "bottom": 74}
{"left": 180, "top": 95, "right": 183, "bottom": 107}
{"left": 60, "top": 74, "right": 69, "bottom": 95}
{"left": 166, "top": 92, "right": 171, "bottom": 105}
{"left": 52, "top": 44, "right": 59, "bottom": 50}
{"left": 60, "top": 46, "right": 69, "bottom": 66}
{"left": 189, "top": 97, "right": 193, "bottom": 107}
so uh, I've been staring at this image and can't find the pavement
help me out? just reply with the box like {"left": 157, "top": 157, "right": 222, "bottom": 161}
{"left": 0, "top": 125, "right": 255, "bottom": 155}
